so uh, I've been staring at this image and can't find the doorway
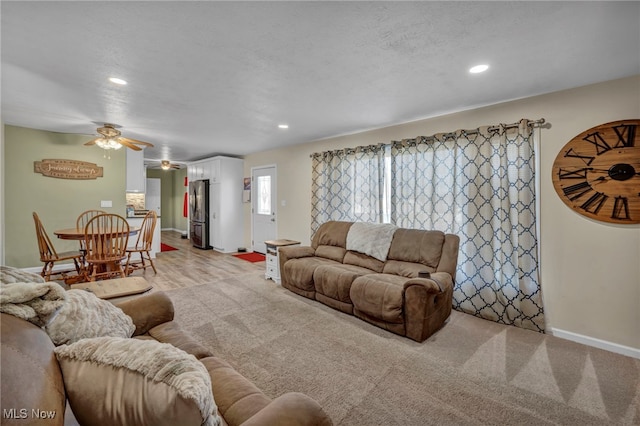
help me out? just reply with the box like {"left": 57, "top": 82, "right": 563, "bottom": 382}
{"left": 251, "top": 165, "right": 276, "bottom": 254}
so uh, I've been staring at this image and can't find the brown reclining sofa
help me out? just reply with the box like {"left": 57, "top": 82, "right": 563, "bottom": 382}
{"left": 1, "top": 268, "right": 332, "bottom": 426}
{"left": 279, "top": 221, "right": 459, "bottom": 342}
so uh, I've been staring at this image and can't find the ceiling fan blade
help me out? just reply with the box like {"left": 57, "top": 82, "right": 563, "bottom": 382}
{"left": 120, "top": 136, "right": 154, "bottom": 148}
{"left": 118, "top": 138, "right": 142, "bottom": 151}
{"left": 84, "top": 137, "right": 99, "bottom": 146}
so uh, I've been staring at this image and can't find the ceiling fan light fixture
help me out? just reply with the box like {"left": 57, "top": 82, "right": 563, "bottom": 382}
{"left": 161, "top": 160, "right": 171, "bottom": 170}
{"left": 95, "top": 137, "right": 122, "bottom": 150}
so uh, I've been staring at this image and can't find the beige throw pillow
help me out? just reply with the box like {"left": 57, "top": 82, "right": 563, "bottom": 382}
{"left": 45, "top": 289, "right": 135, "bottom": 345}
{"left": 55, "top": 337, "right": 220, "bottom": 426}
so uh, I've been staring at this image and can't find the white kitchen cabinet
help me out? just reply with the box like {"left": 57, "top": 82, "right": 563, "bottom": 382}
{"left": 187, "top": 156, "right": 244, "bottom": 253}
{"left": 210, "top": 159, "right": 220, "bottom": 183}
{"left": 126, "top": 149, "right": 146, "bottom": 193}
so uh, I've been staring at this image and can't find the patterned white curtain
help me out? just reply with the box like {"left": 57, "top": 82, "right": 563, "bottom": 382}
{"left": 390, "top": 120, "right": 544, "bottom": 332}
{"left": 311, "top": 145, "right": 385, "bottom": 234}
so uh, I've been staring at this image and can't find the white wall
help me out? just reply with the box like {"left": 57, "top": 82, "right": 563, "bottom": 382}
{"left": 243, "top": 75, "right": 640, "bottom": 355}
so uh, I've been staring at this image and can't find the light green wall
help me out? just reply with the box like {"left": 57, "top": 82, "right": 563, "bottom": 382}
{"left": 146, "top": 167, "right": 188, "bottom": 232}
{"left": 4, "top": 125, "right": 126, "bottom": 268}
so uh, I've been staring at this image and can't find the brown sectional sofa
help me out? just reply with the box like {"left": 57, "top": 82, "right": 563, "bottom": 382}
{"left": 1, "top": 290, "right": 332, "bottom": 426}
{"left": 279, "top": 221, "right": 459, "bottom": 342}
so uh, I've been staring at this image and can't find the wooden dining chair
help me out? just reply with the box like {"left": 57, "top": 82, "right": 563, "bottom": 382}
{"left": 76, "top": 209, "right": 106, "bottom": 255}
{"left": 83, "top": 213, "right": 130, "bottom": 281}
{"left": 32, "top": 212, "right": 83, "bottom": 282}
{"left": 125, "top": 210, "right": 158, "bottom": 275}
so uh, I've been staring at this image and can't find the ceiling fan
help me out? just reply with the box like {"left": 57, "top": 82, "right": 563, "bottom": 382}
{"left": 146, "top": 159, "right": 184, "bottom": 170}
{"left": 84, "top": 123, "right": 154, "bottom": 151}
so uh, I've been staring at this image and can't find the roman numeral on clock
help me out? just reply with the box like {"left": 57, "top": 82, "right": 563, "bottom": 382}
{"left": 558, "top": 168, "right": 588, "bottom": 179}
{"left": 612, "top": 123, "right": 636, "bottom": 148}
{"left": 562, "top": 181, "right": 592, "bottom": 201}
{"left": 612, "top": 196, "right": 630, "bottom": 220}
{"left": 583, "top": 132, "right": 612, "bottom": 155}
{"left": 580, "top": 192, "right": 608, "bottom": 214}
{"left": 564, "top": 148, "right": 595, "bottom": 165}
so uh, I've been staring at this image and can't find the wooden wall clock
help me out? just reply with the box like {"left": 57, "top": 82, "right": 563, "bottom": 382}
{"left": 551, "top": 119, "right": 640, "bottom": 224}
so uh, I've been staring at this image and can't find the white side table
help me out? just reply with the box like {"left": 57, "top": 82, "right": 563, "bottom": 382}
{"left": 265, "top": 239, "right": 300, "bottom": 284}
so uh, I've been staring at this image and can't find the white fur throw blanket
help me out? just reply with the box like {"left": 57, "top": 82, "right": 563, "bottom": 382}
{"left": 55, "top": 337, "right": 220, "bottom": 426}
{"left": 0, "top": 274, "right": 67, "bottom": 327}
{"left": 45, "top": 289, "right": 135, "bottom": 346}
{"left": 346, "top": 222, "right": 398, "bottom": 262}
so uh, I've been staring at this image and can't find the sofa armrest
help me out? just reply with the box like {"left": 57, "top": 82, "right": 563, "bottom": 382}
{"left": 403, "top": 274, "right": 453, "bottom": 342}
{"left": 278, "top": 246, "right": 315, "bottom": 271}
{"left": 279, "top": 246, "right": 315, "bottom": 263}
{"left": 240, "top": 392, "right": 332, "bottom": 426}
{"left": 402, "top": 272, "right": 452, "bottom": 293}
{"left": 115, "top": 291, "right": 175, "bottom": 336}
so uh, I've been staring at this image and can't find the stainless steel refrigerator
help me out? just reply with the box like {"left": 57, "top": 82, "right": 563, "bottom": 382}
{"left": 189, "top": 179, "right": 210, "bottom": 249}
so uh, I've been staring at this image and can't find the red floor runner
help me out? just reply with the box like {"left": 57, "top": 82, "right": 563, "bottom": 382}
{"left": 160, "top": 243, "right": 178, "bottom": 252}
{"left": 232, "top": 252, "right": 265, "bottom": 262}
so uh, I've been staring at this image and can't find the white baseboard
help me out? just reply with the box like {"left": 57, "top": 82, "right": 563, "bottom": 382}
{"left": 160, "top": 227, "right": 187, "bottom": 234}
{"left": 549, "top": 327, "right": 640, "bottom": 359}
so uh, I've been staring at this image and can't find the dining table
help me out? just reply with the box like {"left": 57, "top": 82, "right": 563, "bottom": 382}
{"left": 54, "top": 226, "right": 140, "bottom": 283}
{"left": 53, "top": 227, "right": 139, "bottom": 241}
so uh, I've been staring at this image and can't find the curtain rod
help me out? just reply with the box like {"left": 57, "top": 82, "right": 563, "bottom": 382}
{"left": 310, "top": 118, "right": 546, "bottom": 158}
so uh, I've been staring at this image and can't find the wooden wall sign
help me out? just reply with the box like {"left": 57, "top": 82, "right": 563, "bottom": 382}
{"left": 34, "top": 159, "right": 103, "bottom": 180}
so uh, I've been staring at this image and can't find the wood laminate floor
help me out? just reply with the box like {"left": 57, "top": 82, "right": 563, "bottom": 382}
{"left": 129, "top": 231, "right": 267, "bottom": 291}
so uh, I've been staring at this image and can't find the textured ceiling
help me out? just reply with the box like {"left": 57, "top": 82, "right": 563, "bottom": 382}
{"left": 2, "top": 1, "right": 639, "bottom": 162}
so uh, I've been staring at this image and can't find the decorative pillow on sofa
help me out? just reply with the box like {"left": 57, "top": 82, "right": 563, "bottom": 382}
{"left": 55, "top": 337, "right": 220, "bottom": 426}
{"left": 45, "top": 289, "right": 135, "bottom": 345}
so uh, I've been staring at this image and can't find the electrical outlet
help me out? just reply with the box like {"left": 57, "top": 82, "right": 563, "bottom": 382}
{"left": 100, "top": 200, "right": 112, "bottom": 208}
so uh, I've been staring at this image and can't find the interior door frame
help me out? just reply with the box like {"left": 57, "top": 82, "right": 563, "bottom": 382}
{"left": 251, "top": 164, "right": 277, "bottom": 253}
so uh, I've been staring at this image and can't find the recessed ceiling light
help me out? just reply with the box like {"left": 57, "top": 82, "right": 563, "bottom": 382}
{"left": 278, "top": 124, "right": 289, "bottom": 129}
{"left": 469, "top": 64, "right": 489, "bottom": 74}
{"left": 108, "top": 77, "right": 127, "bottom": 85}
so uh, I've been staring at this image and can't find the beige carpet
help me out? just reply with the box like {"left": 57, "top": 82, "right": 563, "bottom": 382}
{"left": 163, "top": 271, "right": 640, "bottom": 425}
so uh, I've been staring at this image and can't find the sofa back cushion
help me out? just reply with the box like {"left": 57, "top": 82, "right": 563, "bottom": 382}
{"left": 383, "top": 229, "right": 446, "bottom": 277}
{"left": 311, "top": 221, "right": 353, "bottom": 249}
{"left": 315, "top": 245, "right": 347, "bottom": 262}
{"left": 343, "top": 251, "right": 385, "bottom": 273}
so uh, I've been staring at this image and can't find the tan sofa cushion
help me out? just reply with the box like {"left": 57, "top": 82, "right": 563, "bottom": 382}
{"left": 283, "top": 257, "right": 339, "bottom": 293}
{"left": 383, "top": 260, "right": 433, "bottom": 278}
{"left": 311, "top": 221, "right": 353, "bottom": 249}
{"left": 350, "top": 274, "right": 408, "bottom": 324}
{"left": 387, "top": 229, "right": 445, "bottom": 268}
{"left": 55, "top": 337, "right": 220, "bottom": 426}
{"left": 313, "top": 264, "right": 373, "bottom": 305}
{"left": 343, "top": 251, "right": 384, "bottom": 273}
{"left": 315, "top": 245, "right": 347, "bottom": 262}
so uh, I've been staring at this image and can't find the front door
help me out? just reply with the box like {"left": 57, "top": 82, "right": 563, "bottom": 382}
{"left": 251, "top": 165, "right": 276, "bottom": 254}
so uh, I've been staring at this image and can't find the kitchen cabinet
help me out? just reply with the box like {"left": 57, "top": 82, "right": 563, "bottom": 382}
{"left": 187, "top": 156, "right": 243, "bottom": 253}
{"left": 126, "top": 149, "right": 146, "bottom": 193}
